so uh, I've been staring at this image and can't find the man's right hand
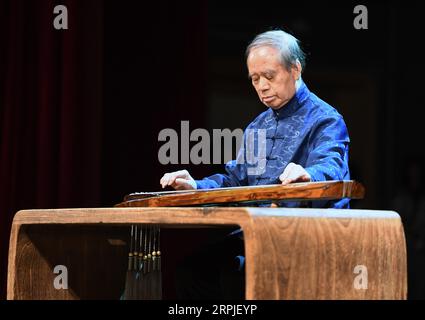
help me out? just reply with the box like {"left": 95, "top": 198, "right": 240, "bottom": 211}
{"left": 160, "top": 170, "right": 197, "bottom": 190}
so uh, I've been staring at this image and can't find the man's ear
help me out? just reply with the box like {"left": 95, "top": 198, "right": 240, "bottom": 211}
{"left": 292, "top": 60, "right": 302, "bottom": 80}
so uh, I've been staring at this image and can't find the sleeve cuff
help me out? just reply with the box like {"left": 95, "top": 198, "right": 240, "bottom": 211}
{"left": 305, "top": 166, "right": 320, "bottom": 182}
{"left": 195, "top": 179, "right": 213, "bottom": 190}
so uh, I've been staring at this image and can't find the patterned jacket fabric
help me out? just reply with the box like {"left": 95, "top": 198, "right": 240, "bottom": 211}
{"left": 195, "top": 81, "right": 351, "bottom": 208}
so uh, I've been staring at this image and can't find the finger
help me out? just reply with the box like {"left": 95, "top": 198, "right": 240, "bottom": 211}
{"left": 279, "top": 167, "right": 289, "bottom": 181}
{"left": 170, "top": 177, "right": 183, "bottom": 189}
{"left": 281, "top": 165, "right": 302, "bottom": 185}
{"left": 279, "top": 163, "right": 295, "bottom": 181}
{"left": 287, "top": 166, "right": 301, "bottom": 180}
{"left": 160, "top": 175, "right": 167, "bottom": 188}
{"left": 173, "top": 181, "right": 187, "bottom": 190}
{"left": 160, "top": 173, "right": 168, "bottom": 184}
{"left": 168, "top": 171, "right": 183, "bottom": 186}
{"left": 169, "top": 170, "right": 191, "bottom": 186}
{"left": 160, "top": 173, "right": 171, "bottom": 188}
{"left": 173, "top": 178, "right": 195, "bottom": 190}
{"left": 281, "top": 178, "right": 292, "bottom": 186}
{"left": 288, "top": 165, "right": 311, "bottom": 182}
{"left": 282, "top": 166, "right": 310, "bottom": 185}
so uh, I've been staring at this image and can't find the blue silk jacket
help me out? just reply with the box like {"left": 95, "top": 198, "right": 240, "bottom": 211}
{"left": 195, "top": 81, "right": 351, "bottom": 208}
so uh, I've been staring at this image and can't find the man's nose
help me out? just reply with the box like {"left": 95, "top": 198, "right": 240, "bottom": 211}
{"left": 258, "top": 78, "right": 270, "bottom": 91}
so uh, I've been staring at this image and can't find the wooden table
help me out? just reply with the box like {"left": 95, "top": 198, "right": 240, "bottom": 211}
{"left": 7, "top": 207, "right": 407, "bottom": 299}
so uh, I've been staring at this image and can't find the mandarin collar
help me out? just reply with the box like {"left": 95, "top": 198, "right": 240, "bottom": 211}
{"left": 271, "top": 81, "right": 310, "bottom": 120}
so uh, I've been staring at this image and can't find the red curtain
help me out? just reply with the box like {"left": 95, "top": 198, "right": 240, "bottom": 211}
{"left": 0, "top": 0, "right": 103, "bottom": 299}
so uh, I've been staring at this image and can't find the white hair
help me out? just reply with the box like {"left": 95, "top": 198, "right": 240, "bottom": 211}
{"left": 246, "top": 29, "right": 306, "bottom": 72}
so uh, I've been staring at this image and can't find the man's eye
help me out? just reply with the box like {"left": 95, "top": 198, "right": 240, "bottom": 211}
{"left": 252, "top": 78, "right": 259, "bottom": 83}
{"left": 265, "top": 75, "right": 273, "bottom": 80}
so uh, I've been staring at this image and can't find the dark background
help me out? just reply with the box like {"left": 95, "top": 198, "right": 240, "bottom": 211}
{"left": 1, "top": 0, "right": 424, "bottom": 299}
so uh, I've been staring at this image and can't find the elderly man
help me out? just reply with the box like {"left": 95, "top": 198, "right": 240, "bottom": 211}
{"left": 163, "top": 29, "right": 350, "bottom": 299}
{"left": 161, "top": 30, "right": 350, "bottom": 209}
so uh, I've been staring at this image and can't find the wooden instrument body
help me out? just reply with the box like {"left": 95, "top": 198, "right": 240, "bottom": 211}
{"left": 7, "top": 206, "right": 407, "bottom": 300}
{"left": 117, "top": 180, "right": 365, "bottom": 207}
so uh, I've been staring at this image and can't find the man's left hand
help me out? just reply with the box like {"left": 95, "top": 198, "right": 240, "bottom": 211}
{"left": 279, "top": 162, "right": 311, "bottom": 185}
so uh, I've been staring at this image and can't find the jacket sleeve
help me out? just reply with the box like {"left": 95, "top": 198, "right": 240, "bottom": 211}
{"left": 304, "top": 115, "right": 350, "bottom": 182}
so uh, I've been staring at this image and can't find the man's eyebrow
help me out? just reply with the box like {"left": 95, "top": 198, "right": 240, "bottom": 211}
{"left": 248, "top": 70, "right": 276, "bottom": 79}
{"left": 263, "top": 69, "right": 277, "bottom": 76}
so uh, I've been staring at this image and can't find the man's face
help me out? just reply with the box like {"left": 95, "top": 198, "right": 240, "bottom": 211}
{"left": 247, "top": 46, "right": 300, "bottom": 110}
